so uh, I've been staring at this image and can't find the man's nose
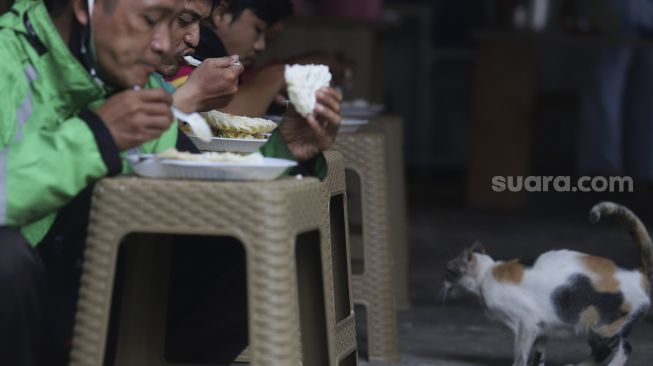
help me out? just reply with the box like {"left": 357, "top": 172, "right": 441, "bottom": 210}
{"left": 254, "top": 35, "right": 266, "bottom": 52}
{"left": 152, "top": 25, "right": 172, "bottom": 54}
{"left": 185, "top": 26, "right": 200, "bottom": 48}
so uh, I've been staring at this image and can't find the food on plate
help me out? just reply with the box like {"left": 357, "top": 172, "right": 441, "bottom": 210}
{"left": 284, "top": 64, "right": 332, "bottom": 117}
{"left": 201, "top": 110, "right": 277, "bottom": 140}
{"left": 156, "top": 149, "right": 264, "bottom": 164}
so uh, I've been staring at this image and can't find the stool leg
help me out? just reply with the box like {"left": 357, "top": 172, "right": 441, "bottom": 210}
{"left": 247, "top": 234, "right": 302, "bottom": 366}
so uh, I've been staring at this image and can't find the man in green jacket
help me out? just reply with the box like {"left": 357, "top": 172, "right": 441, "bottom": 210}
{"left": 0, "top": 0, "right": 183, "bottom": 363}
{"left": 0, "top": 0, "right": 342, "bottom": 364}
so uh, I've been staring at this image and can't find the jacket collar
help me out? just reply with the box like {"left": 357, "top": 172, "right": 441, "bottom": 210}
{"left": 6, "top": 0, "right": 106, "bottom": 112}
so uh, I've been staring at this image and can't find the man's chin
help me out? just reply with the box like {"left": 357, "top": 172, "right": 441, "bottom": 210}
{"left": 241, "top": 57, "right": 256, "bottom": 68}
{"left": 157, "top": 64, "right": 181, "bottom": 78}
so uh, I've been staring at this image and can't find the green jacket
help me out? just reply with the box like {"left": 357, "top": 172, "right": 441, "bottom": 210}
{"left": 0, "top": 0, "right": 178, "bottom": 245}
{"left": 1, "top": 0, "right": 325, "bottom": 246}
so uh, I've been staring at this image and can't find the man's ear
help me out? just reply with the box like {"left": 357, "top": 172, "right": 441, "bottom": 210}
{"left": 215, "top": 0, "right": 229, "bottom": 16}
{"left": 72, "top": 0, "right": 90, "bottom": 26}
{"left": 210, "top": 0, "right": 232, "bottom": 27}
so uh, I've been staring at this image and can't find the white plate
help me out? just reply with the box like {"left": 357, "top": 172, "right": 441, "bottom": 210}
{"left": 339, "top": 118, "right": 369, "bottom": 134}
{"left": 341, "top": 102, "right": 385, "bottom": 118}
{"left": 189, "top": 135, "right": 268, "bottom": 153}
{"left": 130, "top": 155, "right": 297, "bottom": 181}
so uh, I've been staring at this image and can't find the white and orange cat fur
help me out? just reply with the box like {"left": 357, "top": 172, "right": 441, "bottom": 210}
{"left": 444, "top": 202, "right": 651, "bottom": 366}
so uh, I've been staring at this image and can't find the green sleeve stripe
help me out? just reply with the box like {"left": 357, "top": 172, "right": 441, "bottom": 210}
{"left": 15, "top": 89, "right": 33, "bottom": 142}
{"left": 0, "top": 149, "right": 7, "bottom": 224}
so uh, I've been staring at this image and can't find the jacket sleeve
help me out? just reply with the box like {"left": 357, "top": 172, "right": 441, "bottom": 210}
{"left": 0, "top": 84, "right": 122, "bottom": 228}
{"left": 258, "top": 131, "right": 327, "bottom": 179}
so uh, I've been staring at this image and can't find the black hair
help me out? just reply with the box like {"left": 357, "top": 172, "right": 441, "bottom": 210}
{"left": 44, "top": 0, "right": 118, "bottom": 17}
{"left": 225, "top": 0, "right": 293, "bottom": 26}
{"left": 43, "top": 0, "right": 70, "bottom": 17}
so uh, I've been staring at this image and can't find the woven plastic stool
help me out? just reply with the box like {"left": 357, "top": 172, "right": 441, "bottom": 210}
{"left": 322, "top": 151, "right": 359, "bottom": 366}
{"left": 69, "top": 176, "right": 331, "bottom": 366}
{"left": 361, "top": 116, "right": 410, "bottom": 310}
{"left": 236, "top": 152, "right": 359, "bottom": 366}
{"left": 332, "top": 134, "right": 400, "bottom": 363}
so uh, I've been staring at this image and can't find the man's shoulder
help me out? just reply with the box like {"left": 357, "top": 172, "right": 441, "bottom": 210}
{"left": 0, "top": 5, "right": 33, "bottom": 73}
{"left": 0, "top": 29, "right": 30, "bottom": 87}
{"left": 0, "top": 25, "right": 27, "bottom": 60}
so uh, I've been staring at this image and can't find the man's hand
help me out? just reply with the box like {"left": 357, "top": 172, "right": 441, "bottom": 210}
{"left": 96, "top": 89, "right": 174, "bottom": 151}
{"left": 174, "top": 56, "right": 244, "bottom": 113}
{"left": 279, "top": 87, "right": 342, "bottom": 162}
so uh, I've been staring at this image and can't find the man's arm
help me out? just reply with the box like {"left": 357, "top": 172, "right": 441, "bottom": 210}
{"left": 173, "top": 57, "right": 243, "bottom": 113}
{"left": 219, "top": 64, "right": 286, "bottom": 117}
{"left": 259, "top": 131, "right": 327, "bottom": 178}
{"left": 1, "top": 80, "right": 174, "bottom": 229}
{"left": 259, "top": 87, "right": 343, "bottom": 179}
{"left": 1, "top": 110, "right": 122, "bottom": 228}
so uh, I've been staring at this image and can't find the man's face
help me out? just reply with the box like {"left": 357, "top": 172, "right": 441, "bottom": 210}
{"left": 91, "top": 0, "right": 183, "bottom": 88}
{"left": 158, "top": 0, "right": 212, "bottom": 76}
{"left": 213, "top": 9, "right": 268, "bottom": 67}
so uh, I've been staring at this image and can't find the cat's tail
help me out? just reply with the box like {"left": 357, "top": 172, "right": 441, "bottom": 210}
{"left": 590, "top": 202, "right": 653, "bottom": 280}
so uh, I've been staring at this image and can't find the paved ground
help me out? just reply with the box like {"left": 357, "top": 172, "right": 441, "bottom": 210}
{"left": 356, "top": 179, "right": 653, "bottom": 366}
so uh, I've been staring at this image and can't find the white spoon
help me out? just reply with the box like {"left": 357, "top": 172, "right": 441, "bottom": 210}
{"left": 184, "top": 55, "right": 242, "bottom": 67}
{"left": 184, "top": 55, "right": 202, "bottom": 67}
{"left": 172, "top": 107, "right": 212, "bottom": 142}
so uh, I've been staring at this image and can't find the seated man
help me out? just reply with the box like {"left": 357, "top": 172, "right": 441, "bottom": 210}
{"left": 189, "top": 0, "right": 351, "bottom": 117}
{"left": 193, "top": 0, "right": 293, "bottom": 117}
{"left": 0, "top": 0, "right": 183, "bottom": 363}
{"left": 156, "top": 0, "right": 243, "bottom": 114}
{"left": 157, "top": 0, "right": 342, "bottom": 167}
{"left": 0, "top": 0, "right": 341, "bottom": 365}
{"left": 171, "top": 0, "right": 347, "bottom": 117}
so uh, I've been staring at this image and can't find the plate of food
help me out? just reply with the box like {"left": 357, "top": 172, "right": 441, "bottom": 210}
{"left": 341, "top": 99, "right": 385, "bottom": 118}
{"left": 186, "top": 111, "right": 278, "bottom": 153}
{"left": 129, "top": 149, "right": 297, "bottom": 181}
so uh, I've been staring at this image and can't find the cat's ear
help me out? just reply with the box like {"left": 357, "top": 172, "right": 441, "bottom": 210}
{"left": 466, "top": 249, "right": 474, "bottom": 262}
{"left": 471, "top": 241, "right": 485, "bottom": 254}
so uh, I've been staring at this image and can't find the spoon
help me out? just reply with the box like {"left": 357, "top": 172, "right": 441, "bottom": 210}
{"left": 172, "top": 107, "right": 212, "bottom": 142}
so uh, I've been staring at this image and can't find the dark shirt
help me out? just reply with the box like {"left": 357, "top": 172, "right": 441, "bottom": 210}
{"left": 194, "top": 25, "right": 229, "bottom": 61}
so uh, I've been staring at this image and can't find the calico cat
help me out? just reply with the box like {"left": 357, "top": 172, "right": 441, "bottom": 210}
{"left": 443, "top": 202, "right": 652, "bottom": 366}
